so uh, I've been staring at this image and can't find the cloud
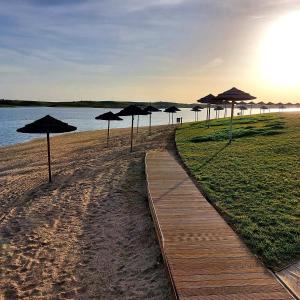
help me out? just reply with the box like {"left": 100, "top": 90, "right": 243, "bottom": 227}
{"left": 205, "top": 58, "right": 224, "bottom": 69}
{"left": 125, "top": 0, "right": 190, "bottom": 11}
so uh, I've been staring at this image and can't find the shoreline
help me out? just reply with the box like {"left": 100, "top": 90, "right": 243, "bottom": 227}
{"left": 0, "top": 124, "right": 172, "bottom": 150}
{"left": 2, "top": 109, "right": 300, "bottom": 149}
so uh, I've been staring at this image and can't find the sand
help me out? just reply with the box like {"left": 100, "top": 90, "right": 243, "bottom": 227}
{"left": 0, "top": 125, "right": 175, "bottom": 299}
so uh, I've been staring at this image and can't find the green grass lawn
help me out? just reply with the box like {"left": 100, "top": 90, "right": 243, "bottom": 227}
{"left": 176, "top": 113, "right": 300, "bottom": 270}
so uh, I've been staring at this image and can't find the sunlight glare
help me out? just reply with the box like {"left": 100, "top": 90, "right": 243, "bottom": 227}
{"left": 261, "top": 11, "right": 300, "bottom": 87}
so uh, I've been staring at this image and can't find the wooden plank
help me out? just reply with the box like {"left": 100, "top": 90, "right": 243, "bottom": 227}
{"left": 145, "top": 151, "right": 294, "bottom": 300}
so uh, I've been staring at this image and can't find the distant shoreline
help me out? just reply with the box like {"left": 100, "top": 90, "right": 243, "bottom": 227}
{"left": 0, "top": 99, "right": 195, "bottom": 109}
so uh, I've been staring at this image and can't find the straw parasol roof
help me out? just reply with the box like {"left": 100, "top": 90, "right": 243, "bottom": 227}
{"left": 95, "top": 111, "right": 122, "bottom": 121}
{"left": 257, "top": 101, "right": 265, "bottom": 105}
{"left": 198, "top": 94, "right": 217, "bottom": 104}
{"left": 266, "top": 102, "right": 274, "bottom": 105}
{"left": 144, "top": 105, "right": 160, "bottom": 112}
{"left": 216, "top": 87, "right": 256, "bottom": 102}
{"left": 117, "top": 105, "right": 144, "bottom": 117}
{"left": 17, "top": 115, "right": 77, "bottom": 183}
{"left": 164, "top": 106, "right": 180, "bottom": 113}
{"left": 95, "top": 111, "right": 123, "bottom": 147}
{"left": 216, "top": 87, "right": 256, "bottom": 143}
{"left": 17, "top": 115, "right": 76, "bottom": 134}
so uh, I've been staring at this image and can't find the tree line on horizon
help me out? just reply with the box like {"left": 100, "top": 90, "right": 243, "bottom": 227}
{"left": 0, "top": 99, "right": 194, "bottom": 109}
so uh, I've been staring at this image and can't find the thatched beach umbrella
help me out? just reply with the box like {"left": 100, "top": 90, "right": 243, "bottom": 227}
{"left": 216, "top": 87, "right": 256, "bottom": 143}
{"left": 164, "top": 106, "right": 180, "bottom": 125}
{"left": 135, "top": 108, "right": 150, "bottom": 134}
{"left": 260, "top": 105, "right": 268, "bottom": 114}
{"left": 17, "top": 115, "right": 77, "bottom": 183}
{"left": 144, "top": 105, "right": 160, "bottom": 135}
{"left": 238, "top": 105, "right": 248, "bottom": 116}
{"left": 277, "top": 102, "right": 285, "bottom": 112}
{"left": 214, "top": 105, "right": 224, "bottom": 119}
{"left": 95, "top": 111, "right": 123, "bottom": 147}
{"left": 266, "top": 102, "right": 274, "bottom": 113}
{"left": 249, "top": 101, "right": 256, "bottom": 115}
{"left": 285, "top": 102, "right": 292, "bottom": 109}
{"left": 257, "top": 101, "right": 265, "bottom": 106}
{"left": 191, "top": 105, "right": 201, "bottom": 122}
{"left": 117, "top": 105, "right": 144, "bottom": 152}
{"left": 198, "top": 94, "right": 218, "bottom": 128}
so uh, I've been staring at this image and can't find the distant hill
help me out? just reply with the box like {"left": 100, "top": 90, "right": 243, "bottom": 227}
{"left": 0, "top": 99, "right": 196, "bottom": 108}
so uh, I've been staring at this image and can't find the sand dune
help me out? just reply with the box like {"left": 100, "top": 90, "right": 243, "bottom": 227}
{"left": 0, "top": 126, "right": 175, "bottom": 299}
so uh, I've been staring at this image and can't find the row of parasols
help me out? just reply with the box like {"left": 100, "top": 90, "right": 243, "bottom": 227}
{"left": 16, "top": 104, "right": 182, "bottom": 182}
{"left": 16, "top": 86, "right": 294, "bottom": 183}
{"left": 192, "top": 99, "right": 297, "bottom": 122}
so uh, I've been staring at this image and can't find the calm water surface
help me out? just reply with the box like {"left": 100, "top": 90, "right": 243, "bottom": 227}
{"left": 0, "top": 106, "right": 298, "bottom": 147}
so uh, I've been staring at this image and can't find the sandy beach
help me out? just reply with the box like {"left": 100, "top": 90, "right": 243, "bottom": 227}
{"left": 0, "top": 125, "right": 175, "bottom": 299}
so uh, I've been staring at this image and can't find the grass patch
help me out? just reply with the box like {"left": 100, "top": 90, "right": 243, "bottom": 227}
{"left": 176, "top": 113, "right": 300, "bottom": 270}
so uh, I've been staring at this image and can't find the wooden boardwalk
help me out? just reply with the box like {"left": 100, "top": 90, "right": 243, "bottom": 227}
{"left": 145, "top": 151, "right": 294, "bottom": 300}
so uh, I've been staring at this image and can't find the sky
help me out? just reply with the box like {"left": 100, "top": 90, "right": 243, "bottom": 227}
{"left": 1, "top": 0, "right": 300, "bottom": 103}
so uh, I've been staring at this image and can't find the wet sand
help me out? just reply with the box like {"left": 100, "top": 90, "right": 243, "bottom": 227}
{"left": 0, "top": 125, "right": 175, "bottom": 299}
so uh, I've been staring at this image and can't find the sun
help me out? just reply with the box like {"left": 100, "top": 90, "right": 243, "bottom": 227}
{"left": 260, "top": 11, "right": 300, "bottom": 87}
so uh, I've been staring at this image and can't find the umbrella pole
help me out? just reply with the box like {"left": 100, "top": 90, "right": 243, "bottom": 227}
{"left": 229, "top": 101, "right": 234, "bottom": 143}
{"left": 136, "top": 115, "right": 139, "bottom": 133}
{"left": 208, "top": 105, "right": 211, "bottom": 127}
{"left": 46, "top": 133, "right": 52, "bottom": 183}
{"left": 130, "top": 115, "right": 134, "bottom": 152}
{"left": 149, "top": 113, "right": 152, "bottom": 135}
{"left": 107, "top": 120, "right": 110, "bottom": 147}
{"left": 172, "top": 113, "right": 174, "bottom": 125}
{"left": 206, "top": 106, "right": 209, "bottom": 127}
{"left": 168, "top": 113, "right": 170, "bottom": 125}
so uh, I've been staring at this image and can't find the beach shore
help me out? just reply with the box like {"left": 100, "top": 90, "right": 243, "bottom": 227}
{"left": 0, "top": 125, "right": 175, "bottom": 299}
